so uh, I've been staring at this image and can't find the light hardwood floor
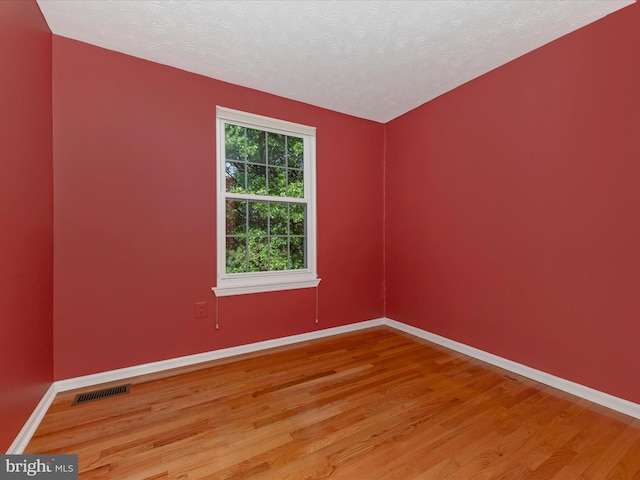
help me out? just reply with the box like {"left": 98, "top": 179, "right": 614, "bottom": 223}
{"left": 26, "top": 327, "right": 640, "bottom": 479}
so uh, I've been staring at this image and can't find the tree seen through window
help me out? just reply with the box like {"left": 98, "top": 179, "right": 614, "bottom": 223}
{"left": 224, "top": 124, "right": 307, "bottom": 273}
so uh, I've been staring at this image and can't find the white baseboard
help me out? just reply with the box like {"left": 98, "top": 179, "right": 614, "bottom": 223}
{"left": 55, "top": 318, "right": 386, "bottom": 392}
{"left": 11, "top": 315, "right": 639, "bottom": 453}
{"left": 10, "top": 318, "right": 385, "bottom": 453}
{"left": 6, "top": 384, "right": 57, "bottom": 454}
{"left": 385, "top": 318, "right": 640, "bottom": 420}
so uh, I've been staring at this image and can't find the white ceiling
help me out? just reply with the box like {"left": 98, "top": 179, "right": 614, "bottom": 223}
{"left": 36, "top": 0, "right": 633, "bottom": 123}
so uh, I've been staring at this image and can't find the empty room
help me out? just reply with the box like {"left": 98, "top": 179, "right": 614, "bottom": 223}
{"left": 2, "top": 0, "right": 639, "bottom": 478}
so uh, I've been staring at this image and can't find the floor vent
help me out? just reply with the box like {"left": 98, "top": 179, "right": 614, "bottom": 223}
{"left": 72, "top": 384, "right": 131, "bottom": 406}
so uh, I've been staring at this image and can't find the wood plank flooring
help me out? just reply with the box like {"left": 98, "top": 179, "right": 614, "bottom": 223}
{"left": 26, "top": 327, "right": 640, "bottom": 479}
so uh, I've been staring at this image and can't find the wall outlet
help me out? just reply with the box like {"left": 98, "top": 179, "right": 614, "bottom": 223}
{"left": 195, "top": 301, "right": 207, "bottom": 319}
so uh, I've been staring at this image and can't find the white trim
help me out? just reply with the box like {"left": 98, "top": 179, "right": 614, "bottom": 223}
{"left": 6, "top": 384, "right": 57, "bottom": 454}
{"left": 216, "top": 106, "right": 316, "bottom": 137}
{"left": 12, "top": 316, "right": 640, "bottom": 452}
{"left": 55, "top": 318, "right": 385, "bottom": 392}
{"left": 212, "top": 277, "right": 320, "bottom": 297}
{"left": 215, "top": 107, "right": 318, "bottom": 296}
{"left": 384, "top": 318, "right": 640, "bottom": 420}
{"left": 224, "top": 193, "right": 308, "bottom": 204}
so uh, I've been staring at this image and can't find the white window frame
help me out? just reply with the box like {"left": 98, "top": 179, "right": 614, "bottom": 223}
{"left": 213, "top": 106, "right": 320, "bottom": 297}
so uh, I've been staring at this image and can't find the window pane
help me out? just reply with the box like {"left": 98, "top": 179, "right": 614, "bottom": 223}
{"left": 269, "top": 237, "right": 288, "bottom": 271}
{"left": 248, "top": 201, "right": 268, "bottom": 236}
{"left": 287, "top": 169, "right": 304, "bottom": 198}
{"left": 288, "top": 136, "right": 303, "bottom": 169}
{"left": 268, "top": 133, "right": 287, "bottom": 166}
{"left": 225, "top": 200, "right": 246, "bottom": 236}
{"left": 290, "top": 203, "right": 306, "bottom": 236}
{"left": 246, "top": 128, "right": 266, "bottom": 164}
{"left": 225, "top": 161, "right": 246, "bottom": 193}
{"left": 226, "top": 236, "right": 247, "bottom": 273}
{"left": 248, "top": 236, "right": 269, "bottom": 272}
{"left": 267, "top": 167, "right": 287, "bottom": 197}
{"left": 290, "top": 236, "right": 306, "bottom": 269}
{"left": 269, "top": 203, "right": 288, "bottom": 235}
{"left": 218, "top": 110, "right": 315, "bottom": 283}
{"left": 246, "top": 164, "right": 266, "bottom": 195}
{"left": 225, "top": 124, "right": 246, "bottom": 161}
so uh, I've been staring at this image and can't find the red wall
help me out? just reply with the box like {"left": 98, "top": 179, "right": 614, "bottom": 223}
{"left": 4, "top": 3, "right": 636, "bottom": 449}
{"left": 0, "top": 1, "right": 53, "bottom": 451}
{"left": 52, "top": 37, "right": 384, "bottom": 380}
{"left": 385, "top": 3, "right": 640, "bottom": 403}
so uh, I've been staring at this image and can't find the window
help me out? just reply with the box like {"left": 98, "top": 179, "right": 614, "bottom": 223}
{"left": 213, "top": 107, "right": 320, "bottom": 296}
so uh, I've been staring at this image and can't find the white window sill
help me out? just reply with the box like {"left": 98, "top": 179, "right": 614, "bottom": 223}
{"left": 212, "top": 277, "right": 321, "bottom": 297}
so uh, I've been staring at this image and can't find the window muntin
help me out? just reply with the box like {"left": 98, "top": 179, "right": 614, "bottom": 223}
{"left": 225, "top": 200, "right": 306, "bottom": 273}
{"left": 214, "top": 107, "right": 319, "bottom": 296}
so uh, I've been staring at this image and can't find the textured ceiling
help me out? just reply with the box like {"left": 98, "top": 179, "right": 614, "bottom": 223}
{"left": 36, "top": 0, "right": 634, "bottom": 123}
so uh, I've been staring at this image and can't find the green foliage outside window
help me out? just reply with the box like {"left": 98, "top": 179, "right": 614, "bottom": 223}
{"left": 224, "top": 124, "right": 307, "bottom": 273}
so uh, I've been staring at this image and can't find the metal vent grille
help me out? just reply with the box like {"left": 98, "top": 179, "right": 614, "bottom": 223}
{"left": 72, "top": 384, "right": 131, "bottom": 406}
